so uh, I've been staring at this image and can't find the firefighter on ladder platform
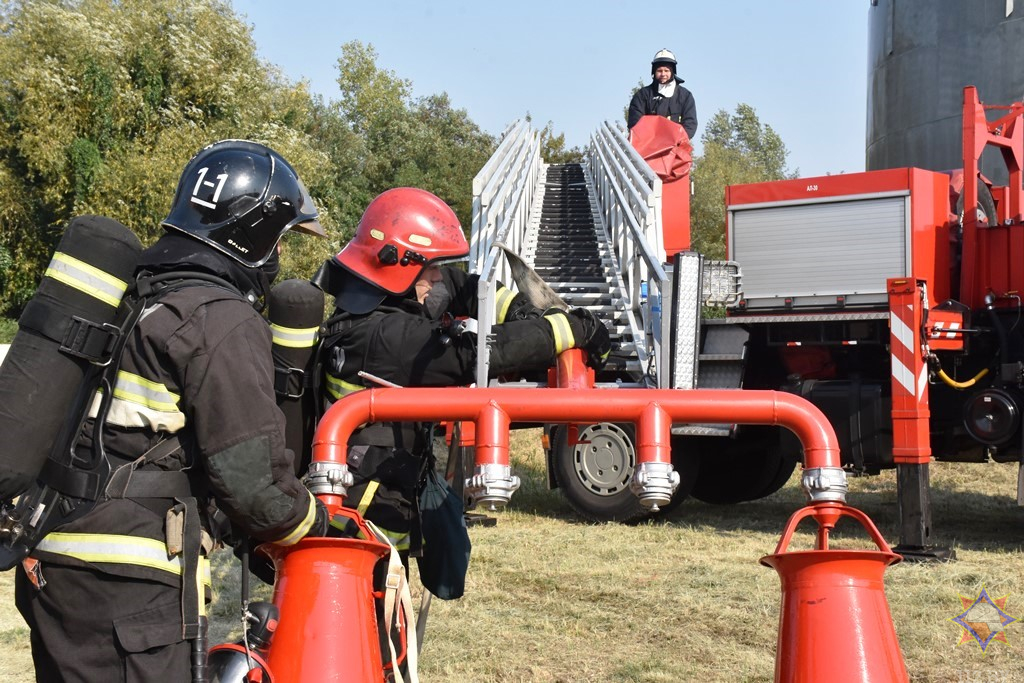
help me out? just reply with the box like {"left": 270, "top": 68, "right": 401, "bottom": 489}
{"left": 627, "top": 48, "right": 698, "bottom": 139}
{"left": 14, "top": 140, "right": 331, "bottom": 682}
{"left": 311, "top": 187, "right": 612, "bottom": 564}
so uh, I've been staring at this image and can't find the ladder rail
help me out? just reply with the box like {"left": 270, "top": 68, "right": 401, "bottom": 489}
{"left": 588, "top": 122, "right": 669, "bottom": 385}
{"left": 470, "top": 119, "right": 543, "bottom": 386}
{"left": 470, "top": 118, "right": 675, "bottom": 388}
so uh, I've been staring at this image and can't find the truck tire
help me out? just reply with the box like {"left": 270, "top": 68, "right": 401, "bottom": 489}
{"left": 687, "top": 427, "right": 798, "bottom": 504}
{"left": 551, "top": 423, "right": 651, "bottom": 523}
{"left": 955, "top": 177, "right": 997, "bottom": 229}
{"left": 550, "top": 424, "right": 699, "bottom": 522}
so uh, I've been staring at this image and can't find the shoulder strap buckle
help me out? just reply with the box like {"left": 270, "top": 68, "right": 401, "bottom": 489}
{"left": 274, "top": 365, "right": 306, "bottom": 399}
{"left": 59, "top": 316, "right": 122, "bottom": 365}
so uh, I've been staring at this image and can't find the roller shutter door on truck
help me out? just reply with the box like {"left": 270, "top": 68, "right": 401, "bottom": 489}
{"left": 728, "top": 194, "right": 909, "bottom": 310}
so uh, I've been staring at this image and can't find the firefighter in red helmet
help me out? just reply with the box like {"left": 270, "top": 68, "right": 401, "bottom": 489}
{"left": 312, "top": 187, "right": 610, "bottom": 559}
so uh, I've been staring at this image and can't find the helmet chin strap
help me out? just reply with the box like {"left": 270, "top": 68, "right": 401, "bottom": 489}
{"left": 244, "top": 247, "right": 281, "bottom": 312}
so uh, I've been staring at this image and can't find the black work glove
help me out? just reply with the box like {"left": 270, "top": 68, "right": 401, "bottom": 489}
{"left": 567, "top": 307, "right": 612, "bottom": 370}
{"left": 308, "top": 497, "right": 330, "bottom": 538}
{"left": 505, "top": 291, "right": 544, "bottom": 321}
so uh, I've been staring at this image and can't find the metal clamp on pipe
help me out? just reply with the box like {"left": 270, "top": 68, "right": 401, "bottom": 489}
{"left": 801, "top": 467, "right": 849, "bottom": 503}
{"left": 465, "top": 463, "right": 521, "bottom": 511}
{"left": 630, "top": 461, "right": 679, "bottom": 511}
{"left": 303, "top": 461, "right": 354, "bottom": 497}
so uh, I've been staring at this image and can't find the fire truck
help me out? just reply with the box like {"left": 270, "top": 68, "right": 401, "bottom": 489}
{"left": 467, "top": 87, "right": 1022, "bottom": 556}
{"left": 684, "top": 85, "right": 1023, "bottom": 557}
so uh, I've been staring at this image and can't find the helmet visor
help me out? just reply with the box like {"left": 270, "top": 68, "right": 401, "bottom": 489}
{"left": 286, "top": 178, "right": 326, "bottom": 237}
{"left": 428, "top": 253, "right": 469, "bottom": 268}
{"left": 291, "top": 218, "right": 325, "bottom": 237}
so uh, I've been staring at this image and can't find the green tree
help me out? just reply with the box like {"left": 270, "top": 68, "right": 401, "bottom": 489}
{"left": 691, "top": 104, "right": 793, "bottom": 258}
{"left": 0, "top": 0, "right": 347, "bottom": 312}
{"left": 402, "top": 93, "right": 495, "bottom": 229}
{"left": 0, "top": 8, "right": 499, "bottom": 316}
{"left": 334, "top": 41, "right": 495, "bottom": 236}
{"left": 531, "top": 118, "right": 583, "bottom": 165}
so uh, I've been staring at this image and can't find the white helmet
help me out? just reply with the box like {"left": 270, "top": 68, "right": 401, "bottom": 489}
{"left": 651, "top": 48, "right": 678, "bottom": 75}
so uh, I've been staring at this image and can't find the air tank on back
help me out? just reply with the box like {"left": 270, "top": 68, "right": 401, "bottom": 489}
{"left": 867, "top": 0, "right": 1024, "bottom": 182}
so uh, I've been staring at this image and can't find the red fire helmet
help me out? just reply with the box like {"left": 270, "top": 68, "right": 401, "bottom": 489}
{"left": 335, "top": 187, "right": 468, "bottom": 297}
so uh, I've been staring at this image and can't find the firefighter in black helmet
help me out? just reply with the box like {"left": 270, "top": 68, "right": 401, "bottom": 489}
{"left": 312, "top": 188, "right": 611, "bottom": 562}
{"left": 15, "top": 140, "right": 330, "bottom": 682}
{"left": 628, "top": 48, "right": 698, "bottom": 139}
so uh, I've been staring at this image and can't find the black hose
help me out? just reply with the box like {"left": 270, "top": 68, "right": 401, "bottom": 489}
{"left": 988, "top": 297, "right": 1010, "bottom": 386}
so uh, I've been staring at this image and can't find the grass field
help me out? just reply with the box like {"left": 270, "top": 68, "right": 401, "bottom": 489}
{"left": 2, "top": 429, "right": 1022, "bottom": 682}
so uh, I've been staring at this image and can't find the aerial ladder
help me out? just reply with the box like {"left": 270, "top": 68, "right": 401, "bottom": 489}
{"left": 465, "top": 118, "right": 743, "bottom": 521}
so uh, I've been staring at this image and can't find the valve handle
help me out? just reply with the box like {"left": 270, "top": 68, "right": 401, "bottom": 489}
{"left": 322, "top": 503, "right": 381, "bottom": 543}
{"left": 772, "top": 503, "right": 895, "bottom": 555}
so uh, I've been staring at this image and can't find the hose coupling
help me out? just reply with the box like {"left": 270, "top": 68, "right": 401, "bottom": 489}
{"left": 801, "top": 466, "right": 849, "bottom": 503}
{"left": 465, "top": 463, "right": 521, "bottom": 511}
{"left": 303, "top": 461, "right": 354, "bottom": 497}
{"left": 630, "top": 461, "right": 680, "bottom": 511}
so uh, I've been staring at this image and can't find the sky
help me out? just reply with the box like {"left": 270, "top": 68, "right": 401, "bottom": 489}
{"left": 230, "top": 1, "right": 870, "bottom": 179}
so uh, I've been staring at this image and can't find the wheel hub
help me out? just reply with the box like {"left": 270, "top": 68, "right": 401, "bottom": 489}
{"left": 572, "top": 423, "right": 635, "bottom": 496}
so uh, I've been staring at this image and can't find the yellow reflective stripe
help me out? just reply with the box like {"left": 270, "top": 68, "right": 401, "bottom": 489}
{"left": 198, "top": 557, "right": 208, "bottom": 616}
{"left": 353, "top": 483, "right": 409, "bottom": 550}
{"left": 274, "top": 491, "right": 317, "bottom": 546}
{"left": 89, "top": 388, "right": 186, "bottom": 433}
{"left": 112, "top": 370, "right": 181, "bottom": 412}
{"left": 89, "top": 370, "right": 186, "bottom": 432}
{"left": 495, "top": 286, "right": 516, "bottom": 324}
{"left": 45, "top": 252, "right": 128, "bottom": 308}
{"left": 375, "top": 525, "right": 410, "bottom": 551}
{"left": 363, "top": 519, "right": 409, "bottom": 551}
{"left": 270, "top": 323, "right": 319, "bottom": 349}
{"left": 325, "top": 373, "right": 364, "bottom": 401}
{"left": 544, "top": 311, "right": 575, "bottom": 354}
{"left": 356, "top": 480, "right": 380, "bottom": 516}
{"left": 36, "top": 532, "right": 212, "bottom": 586}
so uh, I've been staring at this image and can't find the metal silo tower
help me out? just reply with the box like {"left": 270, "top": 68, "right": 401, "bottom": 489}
{"left": 867, "top": 0, "right": 1024, "bottom": 181}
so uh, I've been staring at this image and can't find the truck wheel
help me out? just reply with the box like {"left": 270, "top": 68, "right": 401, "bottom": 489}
{"left": 688, "top": 427, "right": 798, "bottom": 504}
{"left": 955, "top": 177, "right": 997, "bottom": 229}
{"left": 550, "top": 423, "right": 652, "bottom": 523}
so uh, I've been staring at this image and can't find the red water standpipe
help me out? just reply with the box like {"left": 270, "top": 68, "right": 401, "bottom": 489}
{"left": 308, "top": 383, "right": 848, "bottom": 514}
{"left": 549, "top": 349, "right": 593, "bottom": 479}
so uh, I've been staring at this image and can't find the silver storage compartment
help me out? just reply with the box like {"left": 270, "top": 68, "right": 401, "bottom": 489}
{"left": 728, "top": 194, "right": 909, "bottom": 310}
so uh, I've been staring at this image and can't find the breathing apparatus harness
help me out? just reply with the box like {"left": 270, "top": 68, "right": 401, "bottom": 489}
{"left": 0, "top": 269, "right": 251, "bottom": 682}
{"left": 1, "top": 270, "right": 241, "bottom": 560}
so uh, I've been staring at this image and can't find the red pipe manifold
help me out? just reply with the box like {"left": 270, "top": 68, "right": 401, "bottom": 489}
{"left": 307, "top": 384, "right": 847, "bottom": 515}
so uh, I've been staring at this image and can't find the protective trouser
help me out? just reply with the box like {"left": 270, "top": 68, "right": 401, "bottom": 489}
{"left": 15, "top": 562, "right": 191, "bottom": 683}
